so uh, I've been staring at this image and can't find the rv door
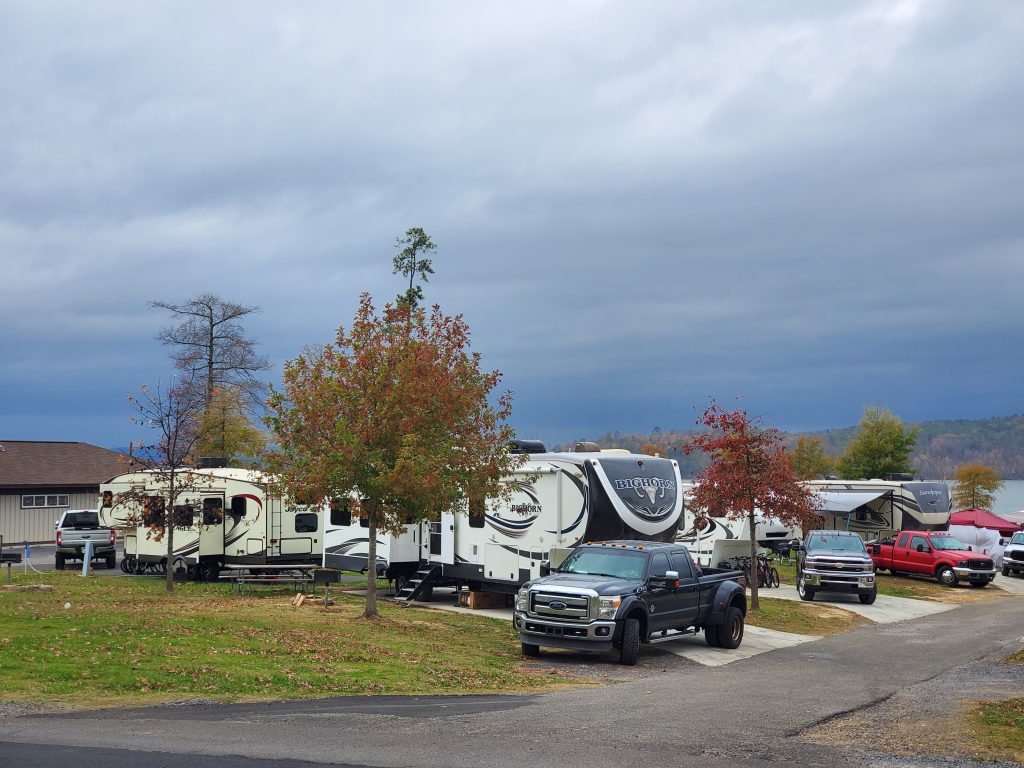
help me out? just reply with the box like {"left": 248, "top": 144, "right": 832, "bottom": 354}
{"left": 440, "top": 511, "right": 455, "bottom": 565}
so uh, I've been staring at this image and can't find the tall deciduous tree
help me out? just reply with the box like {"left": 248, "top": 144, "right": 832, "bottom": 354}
{"left": 150, "top": 294, "right": 271, "bottom": 412}
{"left": 837, "top": 406, "right": 920, "bottom": 480}
{"left": 791, "top": 435, "right": 835, "bottom": 480}
{"left": 952, "top": 463, "right": 1003, "bottom": 511}
{"left": 127, "top": 376, "right": 211, "bottom": 593}
{"left": 392, "top": 227, "right": 436, "bottom": 309}
{"left": 267, "top": 293, "right": 522, "bottom": 619}
{"left": 195, "top": 386, "right": 267, "bottom": 462}
{"left": 684, "top": 400, "right": 817, "bottom": 612}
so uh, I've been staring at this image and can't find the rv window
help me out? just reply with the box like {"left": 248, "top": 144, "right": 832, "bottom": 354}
{"left": 330, "top": 500, "right": 351, "bottom": 527}
{"left": 101, "top": 491, "right": 113, "bottom": 509}
{"left": 203, "top": 498, "right": 224, "bottom": 525}
{"left": 143, "top": 496, "right": 165, "bottom": 527}
{"left": 295, "top": 512, "right": 319, "bottom": 533}
{"left": 359, "top": 514, "right": 369, "bottom": 529}
{"left": 231, "top": 496, "right": 247, "bottom": 518}
{"left": 468, "top": 496, "right": 485, "bottom": 529}
{"left": 172, "top": 505, "right": 194, "bottom": 527}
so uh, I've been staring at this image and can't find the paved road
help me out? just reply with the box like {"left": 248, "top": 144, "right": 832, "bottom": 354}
{"left": 2, "top": 595, "right": 1022, "bottom": 768}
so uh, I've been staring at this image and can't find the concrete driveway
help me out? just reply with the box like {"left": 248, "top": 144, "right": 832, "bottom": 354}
{"left": 417, "top": 582, "right": 961, "bottom": 667}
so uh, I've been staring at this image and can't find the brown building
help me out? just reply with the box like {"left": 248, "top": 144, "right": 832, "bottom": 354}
{"left": 0, "top": 441, "right": 128, "bottom": 546}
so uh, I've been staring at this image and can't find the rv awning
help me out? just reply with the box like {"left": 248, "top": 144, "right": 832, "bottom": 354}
{"left": 812, "top": 490, "right": 887, "bottom": 516}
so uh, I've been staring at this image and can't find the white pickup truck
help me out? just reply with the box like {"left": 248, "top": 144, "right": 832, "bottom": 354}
{"left": 55, "top": 510, "right": 116, "bottom": 570}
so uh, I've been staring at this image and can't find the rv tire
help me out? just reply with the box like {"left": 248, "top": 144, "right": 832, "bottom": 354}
{"left": 619, "top": 618, "right": 641, "bottom": 666}
{"left": 198, "top": 561, "right": 220, "bottom": 582}
{"left": 936, "top": 565, "right": 957, "bottom": 587}
{"left": 521, "top": 642, "right": 540, "bottom": 657}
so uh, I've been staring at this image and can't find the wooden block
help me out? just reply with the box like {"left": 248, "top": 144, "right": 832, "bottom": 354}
{"left": 466, "top": 590, "right": 506, "bottom": 609}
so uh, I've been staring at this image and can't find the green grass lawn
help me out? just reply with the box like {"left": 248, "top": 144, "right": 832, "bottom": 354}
{"left": 746, "top": 596, "right": 870, "bottom": 636}
{"left": 0, "top": 572, "right": 553, "bottom": 707}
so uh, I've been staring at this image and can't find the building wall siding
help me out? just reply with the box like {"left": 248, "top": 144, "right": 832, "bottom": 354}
{"left": 0, "top": 489, "right": 99, "bottom": 546}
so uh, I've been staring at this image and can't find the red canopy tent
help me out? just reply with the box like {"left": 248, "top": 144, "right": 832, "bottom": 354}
{"left": 950, "top": 508, "right": 1022, "bottom": 538}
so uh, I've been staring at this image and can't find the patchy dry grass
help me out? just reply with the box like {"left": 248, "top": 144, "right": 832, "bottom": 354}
{"left": 0, "top": 571, "right": 556, "bottom": 708}
{"left": 746, "top": 596, "right": 870, "bottom": 636}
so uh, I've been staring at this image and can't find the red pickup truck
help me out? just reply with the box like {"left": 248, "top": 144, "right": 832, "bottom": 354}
{"left": 868, "top": 531, "right": 996, "bottom": 588}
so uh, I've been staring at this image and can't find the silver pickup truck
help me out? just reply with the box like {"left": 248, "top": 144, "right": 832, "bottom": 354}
{"left": 55, "top": 510, "right": 116, "bottom": 570}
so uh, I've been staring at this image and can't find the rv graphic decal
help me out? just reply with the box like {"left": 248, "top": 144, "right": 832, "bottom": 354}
{"left": 505, "top": 479, "right": 540, "bottom": 506}
{"left": 679, "top": 517, "right": 735, "bottom": 542}
{"left": 544, "top": 464, "right": 588, "bottom": 535}
{"left": 500, "top": 544, "right": 547, "bottom": 561}
{"left": 324, "top": 538, "right": 383, "bottom": 556}
{"left": 485, "top": 514, "right": 538, "bottom": 539}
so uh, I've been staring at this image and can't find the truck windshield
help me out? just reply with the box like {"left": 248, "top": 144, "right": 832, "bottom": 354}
{"left": 929, "top": 536, "right": 969, "bottom": 551}
{"left": 807, "top": 534, "right": 866, "bottom": 553}
{"left": 1011, "top": 533, "right": 1024, "bottom": 546}
{"left": 560, "top": 549, "right": 647, "bottom": 579}
{"left": 64, "top": 512, "right": 99, "bottom": 528}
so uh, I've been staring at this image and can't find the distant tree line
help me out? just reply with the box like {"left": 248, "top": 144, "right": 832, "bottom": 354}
{"left": 562, "top": 412, "right": 1024, "bottom": 480}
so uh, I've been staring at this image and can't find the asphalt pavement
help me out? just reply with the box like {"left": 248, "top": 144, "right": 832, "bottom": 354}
{"left": 1, "top": 594, "right": 1022, "bottom": 768}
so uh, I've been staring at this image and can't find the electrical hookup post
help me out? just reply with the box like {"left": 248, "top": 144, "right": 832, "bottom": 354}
{"left": 81, "top": 540, "right": 93, "bottom": 577}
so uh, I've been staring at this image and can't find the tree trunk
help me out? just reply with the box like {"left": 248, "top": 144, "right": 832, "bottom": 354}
{"left": 165, "top": 476, "right": 175, "bottom": 594}
{"left": 364, "top": 503, "right": 379, "bottom": 619}
{"left": 748, "top": 504, "right": 759, "bottom": 612}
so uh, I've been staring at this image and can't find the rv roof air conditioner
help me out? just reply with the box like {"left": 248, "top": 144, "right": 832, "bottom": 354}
{"left": 573, "top": 441, "right": 601, "bottom": 453}
{"left": 509, "top": 439, "right": 546, "bottom": 455}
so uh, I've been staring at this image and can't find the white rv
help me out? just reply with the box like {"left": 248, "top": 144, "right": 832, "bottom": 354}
{"left": 805, "top": 477, "right": 951, "bottom": 541}
{"left": 99, "top": 467, "right": 324, "bottom": 580}
{"left": 323, "top": 444, "right": 685, "bottom": 595}
{"left": 676, "top": 491, "right": 801, "bottom": 567}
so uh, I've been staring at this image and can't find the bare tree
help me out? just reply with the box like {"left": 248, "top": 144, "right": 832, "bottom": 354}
{"left": 150, "top": 294, "right": 271, "bottom": 412}
{"left": 127, "top": 377, "right": 212, "bottom": 593}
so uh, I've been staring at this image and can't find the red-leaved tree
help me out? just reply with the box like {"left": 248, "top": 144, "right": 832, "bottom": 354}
{"left": 267, "top": 293, "right": 522, "bottom": 619}
{"left": 684, "top": 399, "right": 818, "bottom": 611}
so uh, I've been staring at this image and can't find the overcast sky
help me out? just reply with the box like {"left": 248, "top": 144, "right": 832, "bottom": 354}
{"left": 1, "top": 1, "right": 1022, "bottom": 450}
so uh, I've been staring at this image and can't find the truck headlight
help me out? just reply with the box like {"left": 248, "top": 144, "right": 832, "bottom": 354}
{"left": 515, "top": 587, "right": 529, "bottom": 612}
{"left": 955, "top": 560, "right": 969, "bottom": 568}
{"left": 597, "top": 596, "right": 621, "bottom": 619}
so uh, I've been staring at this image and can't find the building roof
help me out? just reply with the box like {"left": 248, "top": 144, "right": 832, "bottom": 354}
{"left": 0, "top": 441, "right": 129, "bottom": 489}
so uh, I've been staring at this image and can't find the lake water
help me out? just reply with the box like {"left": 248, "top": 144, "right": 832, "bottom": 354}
{"left": 992, "top": 479, "right": 1024, "bottom": 515}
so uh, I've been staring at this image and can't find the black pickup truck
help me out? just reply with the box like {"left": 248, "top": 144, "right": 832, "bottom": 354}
{"left": 513, "top": 540, "right": 747, "bottom": 665}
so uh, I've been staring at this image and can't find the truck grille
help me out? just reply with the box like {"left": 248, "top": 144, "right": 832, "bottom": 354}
{"left": 530, "top": 590, "right": 590, "bottom": 621}
{"left": 810, "top": 558, "right": 871, "bottom": 573}
{"left": 1006, "top": 551, "right": 1024, "bottom": 563}
{"left": 967, "top": 559, "right": 992, "bottom": 570}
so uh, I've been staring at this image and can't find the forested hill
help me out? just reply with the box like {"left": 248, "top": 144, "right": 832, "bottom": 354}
{"left": 559, "top": 414, "right": 1024, "bottom": 480}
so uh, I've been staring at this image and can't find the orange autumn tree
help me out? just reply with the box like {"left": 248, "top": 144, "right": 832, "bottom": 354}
{"left": 267, "top": 293, "right": 522, "bottom": 619}
{"left": 684, "top": 399, "right": 818, "bottom": 612}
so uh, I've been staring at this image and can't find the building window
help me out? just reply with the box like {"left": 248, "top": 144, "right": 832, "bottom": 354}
{"left": 22, "top": 494, "right": 70, "bottom": 509}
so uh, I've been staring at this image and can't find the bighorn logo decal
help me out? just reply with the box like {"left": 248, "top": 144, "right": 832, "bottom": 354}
{"left": 614, "top": 477, "right": 674, "bottom": 503}
{"left": 613, "top": 476, "right": 676, "bottom": 520}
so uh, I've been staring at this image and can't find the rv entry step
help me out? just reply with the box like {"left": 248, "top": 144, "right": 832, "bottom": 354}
{"left": 394, "top": 563, "right": 442, "bottom": 604}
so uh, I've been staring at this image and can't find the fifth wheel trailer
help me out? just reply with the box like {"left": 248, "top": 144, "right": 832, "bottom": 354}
{"left": 323, "top": 444, "right": 685, "bottom": 595}
{"left": 99, "top": 467, "right": 324, "bottom": 580}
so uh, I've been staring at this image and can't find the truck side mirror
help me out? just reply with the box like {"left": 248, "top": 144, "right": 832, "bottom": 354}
{"left": 915, "top": 544, "right": 930, "bottom": 553}
{"left": 539, "top": 561, "right": 551, "bottom": 577}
